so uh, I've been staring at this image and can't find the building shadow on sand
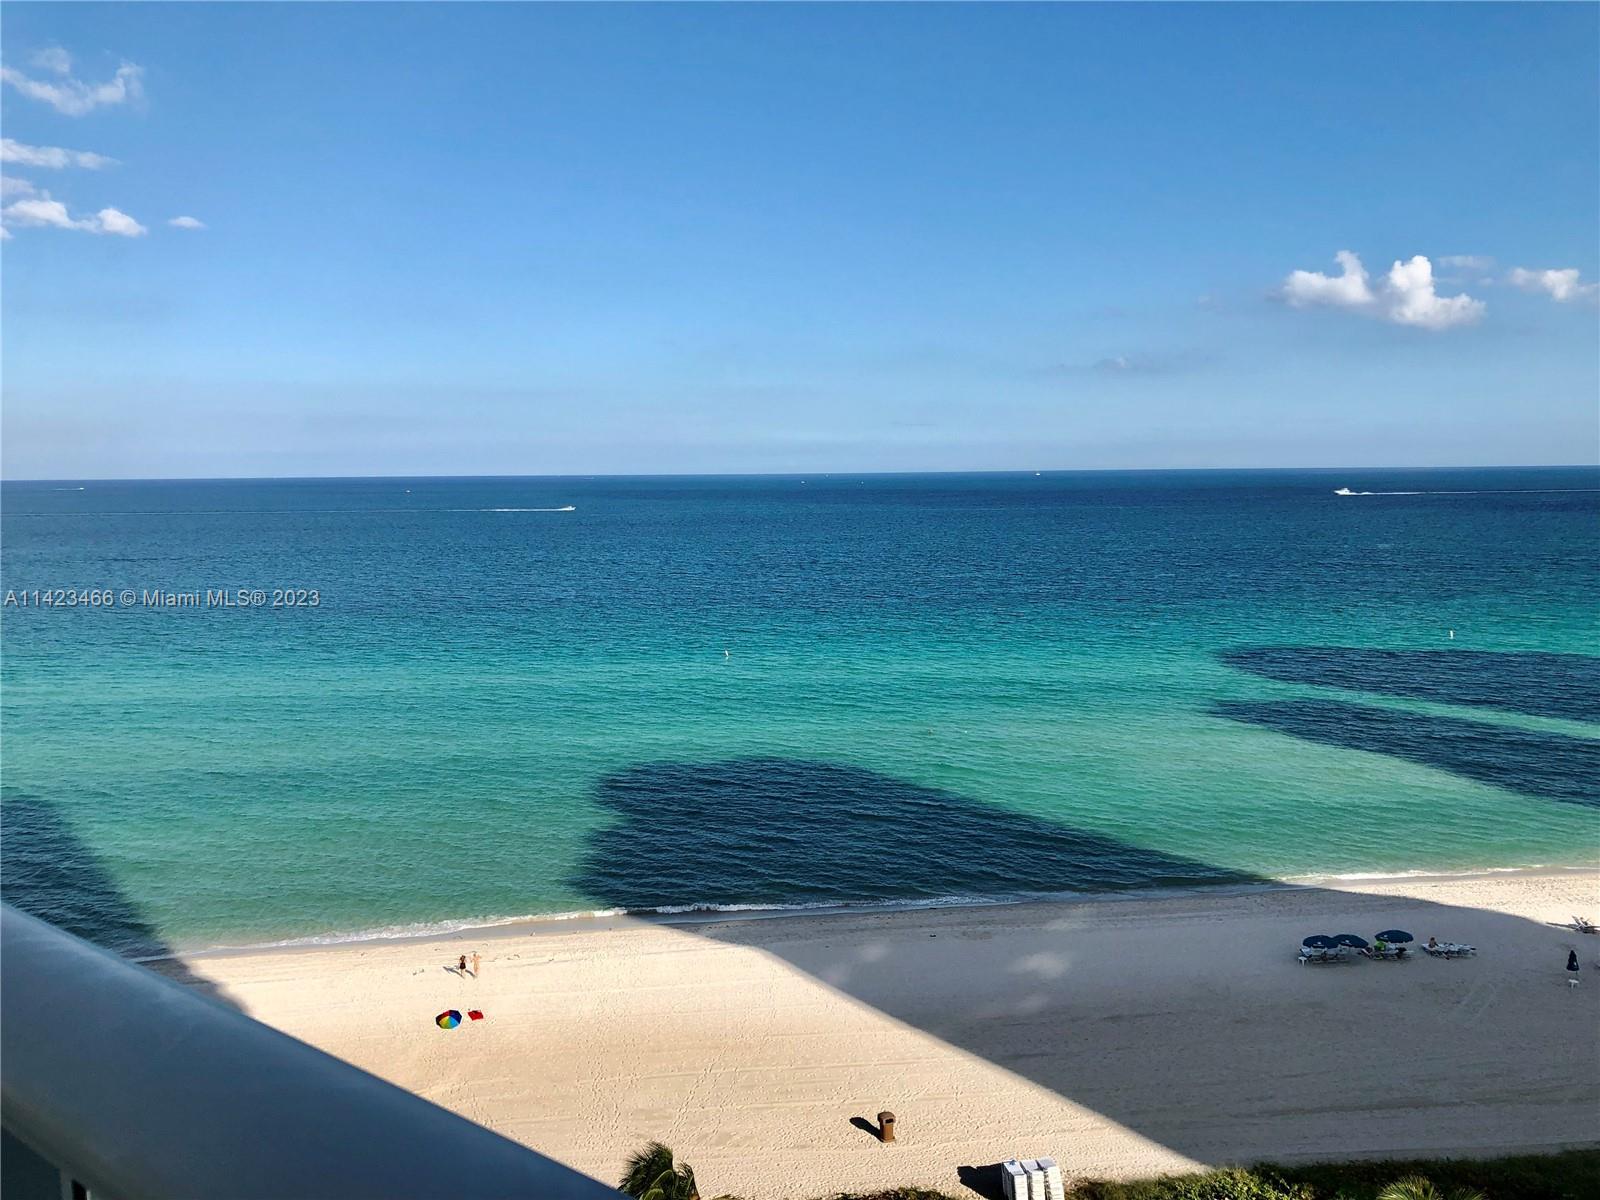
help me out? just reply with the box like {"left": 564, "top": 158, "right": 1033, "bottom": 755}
{"left": 1, "top": 794, "right": 237, "bottom": 1007}
{"left": 570, "top": 754, "right": 1596, "bottom": 1185}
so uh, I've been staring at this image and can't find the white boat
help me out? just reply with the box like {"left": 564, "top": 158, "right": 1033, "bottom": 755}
{"left": 1333, "top": 487, "right": 1356, "bottom": 496}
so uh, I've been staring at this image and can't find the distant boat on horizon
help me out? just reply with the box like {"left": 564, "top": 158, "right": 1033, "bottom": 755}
{"left": 1333, "top": 487, "right": 1356, "bottom": 496}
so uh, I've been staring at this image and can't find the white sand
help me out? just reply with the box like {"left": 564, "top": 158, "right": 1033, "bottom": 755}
{"left": 182, "top": 871, "right": 1600, "bottom": 1197}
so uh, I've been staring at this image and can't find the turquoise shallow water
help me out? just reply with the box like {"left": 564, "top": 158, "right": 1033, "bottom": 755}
{"left": 2, "top": 467, "right": 1597, "bottom": 953}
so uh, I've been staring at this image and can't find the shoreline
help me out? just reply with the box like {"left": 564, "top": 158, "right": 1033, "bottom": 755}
{"left": 176, "top": 868, "right": 1600, "bottom": 1197}
{"left": 166, "top": 862, "right": 1598, "bottom": 962}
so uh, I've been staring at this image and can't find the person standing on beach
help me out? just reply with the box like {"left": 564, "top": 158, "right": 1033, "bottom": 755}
{"left": 458, "top": 954, "right": 467, "bottom": 975}
{"left": 471, "top": 952, "right": 481, "bottom": 977}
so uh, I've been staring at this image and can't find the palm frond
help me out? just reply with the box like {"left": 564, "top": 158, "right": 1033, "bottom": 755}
{"left": 620, "top": 1142, "right": 678, "bottom": 1195}
{"left": 1378, "top": 1178, "right": 1441, "bottom": 1200}
{"left": 620, "top": 1141, "right": 701, "bottom": 1200}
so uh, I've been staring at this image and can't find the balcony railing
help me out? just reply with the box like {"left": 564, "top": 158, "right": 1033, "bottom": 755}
{"left": 0, "top": 905, "right": 619, "bottom": 1199}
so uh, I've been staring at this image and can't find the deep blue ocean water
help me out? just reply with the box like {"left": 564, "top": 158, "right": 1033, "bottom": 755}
{"left": 2, "top": 467, "right": 1596, "bottom": 954}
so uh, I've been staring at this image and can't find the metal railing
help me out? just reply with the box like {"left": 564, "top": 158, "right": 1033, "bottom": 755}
{"left": 0, "top": 905, "right": 620, "bottom": 1199}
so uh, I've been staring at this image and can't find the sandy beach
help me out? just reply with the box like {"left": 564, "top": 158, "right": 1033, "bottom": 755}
{"left": 178, "top": 870, "right": 1600, "bottom": 1198}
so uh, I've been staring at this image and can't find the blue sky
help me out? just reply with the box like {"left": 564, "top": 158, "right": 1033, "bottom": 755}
{"left": 2, "top": 3, "right": 1596, "bottom": 479}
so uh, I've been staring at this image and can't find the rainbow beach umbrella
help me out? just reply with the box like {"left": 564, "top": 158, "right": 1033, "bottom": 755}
{"left": 436, "top": 1009, "right": 462, "bottom": 1029}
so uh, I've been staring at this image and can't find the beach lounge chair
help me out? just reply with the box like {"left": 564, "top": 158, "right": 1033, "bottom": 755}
{"left": 1034, "top": 1158, "right": 1064, "bottom": 1199}
{"left": 1001, "top": 1161, "right": 1028, "bottom": 1199}
{"left": 1298, "top": 936, "right": 1344, "bottom": 964}
{"left": 1297, "top": 946, "right": 1347, "bottom": 964}
{"left": 1000, "top": 1157, "right": 1064, "bottom": 1200}
{"left": 1574, "top": 916, "right": 1598, "bottom": 934}
{"left": 1421, "top": 941, "right": 1475, "bottom": 958}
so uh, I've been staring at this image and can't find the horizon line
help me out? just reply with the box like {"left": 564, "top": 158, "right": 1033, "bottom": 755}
{"left": 2, "top": 463, "right": 1598, "bottom": 486}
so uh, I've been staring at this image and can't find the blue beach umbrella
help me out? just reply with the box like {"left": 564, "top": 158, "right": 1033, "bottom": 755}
{"left": 1375, "top": 929, "right": 1414, "bottom": 944}
{"left": 1332, "top": 934, "right": 1369, "bottom": 949}
{"left": 1301, "top": 935, "right": 1339, "bottom": 949}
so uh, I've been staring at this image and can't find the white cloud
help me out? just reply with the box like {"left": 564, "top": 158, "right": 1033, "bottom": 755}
{"left": 0, "top": 61, "right": 144, "bottom": 116}
{"left": 1, "top": 192, "right": 147, "bottom": 236}
{"left": 1282, "top": 249, "right": 1374, "bottom": 310}
{"left": 0, "top": 175, "right": 37, "bottom": 197}
{"left": 30, "top": 47, "right": 73, "bottom": 75}
{"left": 95, "top": 207, "right": 147, "bottom": 237}
{"left": 1507, "top": 266, "right": 1598, "bottom": 304}
{"left": 0, "top": 137, "right": 117, "bottom": 170}
{"left": 168, "top": 215, "right": 206, "bottom": 230}
{"left": 1384, "top": 255, "right": 1485, "bottom": 330}
{"left": 1437, "top": 255, "right": 1494, "bottom": 271}
{"left": 1280, "top": 250, "right": 1483, "bottom": 331}
{"left": 2, "top": 196, "right": 82, "bottom": 230}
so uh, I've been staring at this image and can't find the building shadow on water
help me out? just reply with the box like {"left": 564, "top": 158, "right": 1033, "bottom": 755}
{"left": 1216, "top": 647, "right": 1600, "bottom": 809}
{"left": 1220, "top": 647, "right": 1600, "bottom": 724}
{"left": 577, "top": 758, "right": 1257, "bottom": 909}
{"left": 571, "top": 758, "right": 1596, "bottom": 1179}
{"left": 1, "top": 794, "right": 237, "bottom": 1006}
{"left": 1212, "top": 699, "right": 1600, "bottom": 808}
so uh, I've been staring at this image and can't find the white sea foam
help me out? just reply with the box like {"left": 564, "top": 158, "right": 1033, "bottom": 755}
{"left": 1292, "top": 863, "right": 1554, "bottom": 883}
{"left": 179, "top": 895, "right": 1024, "bottom": 954}
{"left": 191, "top": 908, "right": 630, "bottom": 953}
{"left": 170, "top": 864, "right": 1593, "bottom": 957}
{"left": 175, "top": 890, "right": 1254, "bottom": 955}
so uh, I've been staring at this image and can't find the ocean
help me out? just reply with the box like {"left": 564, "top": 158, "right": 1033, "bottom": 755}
{"left": 2, "top": 467, "right": 1596, "bottom": 956}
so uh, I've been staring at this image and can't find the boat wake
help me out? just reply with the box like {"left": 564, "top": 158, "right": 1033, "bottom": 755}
{"left": 1333, "top": 487, "right": 1597, "bottom": 497}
